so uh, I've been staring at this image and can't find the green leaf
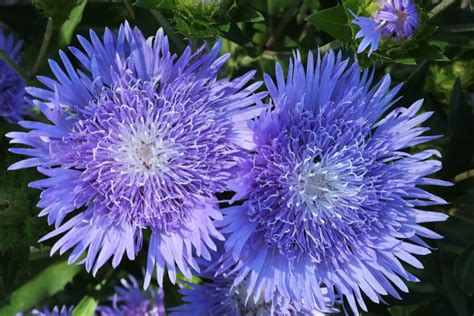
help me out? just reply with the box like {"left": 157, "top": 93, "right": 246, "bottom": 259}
{"left": 454, "top": 244, "right": 474, "bottom": 295}
{"left": 72, "top": 296, "right": 98, "bottom": 316}
{"left": 0, "top": 261, "right": 81, "bottom": 315}
{"left": 306, "top": 5, "right": 351, "bottom": 42}
{"left": 233, "top": 4, "right": 264, "bottom": 22}
{"left": 411, "top": 44, "right": 449, "bottom": 61}
{"left": 394, "top": 58, "right": 417, "bottom": 65}
{"left": 32, "top": 0, "right": 85, "bottom": 25}
{"left": 221, "top": 23, "right": 254, "bottom": 47}
{"left": 56, "top": 0, "right": 87, "bottom": 47}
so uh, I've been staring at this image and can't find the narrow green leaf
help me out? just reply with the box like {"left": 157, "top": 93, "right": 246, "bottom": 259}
{"left": 72, "top": 296, "right": 98, "bottom": 316}
{"left": 306, "top": 5, "right": 352, "bottom": 42}
{"left": 0, "top": 261, "right": 81, "bottom": 315}
{"left": 57, "top": 0, "right": 87, "bottom": 47}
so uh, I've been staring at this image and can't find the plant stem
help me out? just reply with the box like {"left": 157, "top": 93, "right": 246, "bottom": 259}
{"left": 123, "top": 0, "right": 135, "bottom": 20}
{"left": 151, "top": 10, "right": 185, "bottom": 51}
{"left": 265, "top": 0, "right": 301, "bottom": 49}
{"left": 448, "top": 207, "right": 474, "bottom": 224}
{"left": 453, "top": 169, "right": 474, "bottom": 182}
{"left": 31, "top": 17, "right": 54, "bottom": 78}
{"left": 428, "top": 0, "right": 456, "bottom": 18}
{"left": 0, "top": 50, "right": 28, "bottom": 83}
{"left": 440, "top": 23, "right": 474, "bottom": 33}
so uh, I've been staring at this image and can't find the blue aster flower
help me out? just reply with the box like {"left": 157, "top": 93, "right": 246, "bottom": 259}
{"left": 0, "top": 28, "right": 28, "bottom": 122}
{"left": 351, "top": 16, "right": 382, "bottom": 56}
{"left": 218, "top": 50, "right": 450, "bottom": 314}
{"left": 7, "top": 22, "right": 265, "bottom": 287}
{"left": 375, "top": 0, "right": 419, "bottom": 38}
{"left": 350, "top": 0, "right": 419, "bottom": 55}
{"left": 97, "top": 275, "right": 165, "bottom": 315}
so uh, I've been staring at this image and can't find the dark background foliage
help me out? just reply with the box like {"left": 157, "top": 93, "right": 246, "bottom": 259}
{"left": 0, "top": 0, "right": 473, "bottom": 315}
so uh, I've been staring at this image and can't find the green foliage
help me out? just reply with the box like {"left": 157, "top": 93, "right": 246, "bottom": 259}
{"left": 0, "top": 260, "right": 81, "bottom": 315}
{"left": 72, "top": 296, "right": 98, "bottom": 316}
{"left": 32, "top": 0, "right": 85, "bottom": 26}
{"left": 0, "top": 123, "right": 45, "bottom": 255}
{"left": 306, "top": 5, "right": 352, "bottom": 42}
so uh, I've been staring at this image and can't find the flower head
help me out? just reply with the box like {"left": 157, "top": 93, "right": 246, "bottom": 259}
{"left": 8, "top": 22, "right": 264, "bottom": 287}
{"left": 97, "top": 275, "right": 165, "bottom": 316}
{"left": 375, "top": 0, "right": 419, "bottom": 38}
{"left": 218, "top": 50, "right": 449, "bottom": 314}
{"left": 0, "top": 28, "right": 28, "bottom": 122}
{"left": 351, "top": 0, "right": 419, "bottom": 55}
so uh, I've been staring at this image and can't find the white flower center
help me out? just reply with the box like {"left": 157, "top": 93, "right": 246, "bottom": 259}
{"left": 290, "top": 156, "right": 358, "bottom": 219}
{"left": 113, "top": 124, "right": 175, "bottom": 186}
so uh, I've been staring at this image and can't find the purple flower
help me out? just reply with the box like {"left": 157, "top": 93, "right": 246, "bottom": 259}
{"left": 97, "top": 275, "right": 165, "bottom": 316}
{"left": 352, "top": 16, "right": 382, "bottom": 56}
{"left": 218, "top": 50, "right": 450, "bottom": 314}
{"left": 350, "top": 0, "right": 419, "bottom": 55}
{"left": 16, "top": 306, "right": 73, "bottom": 316}
{"left": 0, "top": 28, "right": 28, "bottom": 122}
{"left": 375, "top": 0, "right": 419, "bottom": 38}
{"left": 7, "top": 22, "right": 264, "bottom": 287}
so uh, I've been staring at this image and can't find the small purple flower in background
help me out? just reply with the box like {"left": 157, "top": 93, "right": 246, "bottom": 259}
{"left": 375, "top": 0, "right": 419, "bottom": 38}
{"left": 351, "top": 0, "right": 419, "bottom": 55}
{"left": 7, "top": 22, "right": 264, "bottom": 287}
{"left": 97, "top": 275, "right": 165, "bottom": 316}
{"left": 16, "top": 305, "right": 73, "bottom": 316}
{"left": 218, "top": 50, "right": 450, "bottom": 314}
{"left": 352, "top": 16, "right": 382, "bottom": 56}
{"left": 0, "top": 28, "right": 28, "bottom": 122}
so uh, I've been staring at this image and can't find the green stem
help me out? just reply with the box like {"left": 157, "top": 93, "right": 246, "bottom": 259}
{"left": 0, "top": 50, "right": 28, "bottom": 83}
{"left": 151, "top": 10, "right": 185, "bottom": 51}
{"left": 265, "top": 0, "right": 301, "bottom": 49}
{"left": 440, "top": 23, "right": 474, "bottom": 33}
{"left": 123, "top": 0, "right": 135, "bottom": 20}
{"left": 428, "top": 0, "right": 456, "bottom": 18}
{"left": 448, "top": 207, "right": 474, "bottom": 224}
{"left": 31, "top": 17, "right": 54, "bottom": 78}
{"left": 453, "top": 169, "right": 474, "bottom": 182}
